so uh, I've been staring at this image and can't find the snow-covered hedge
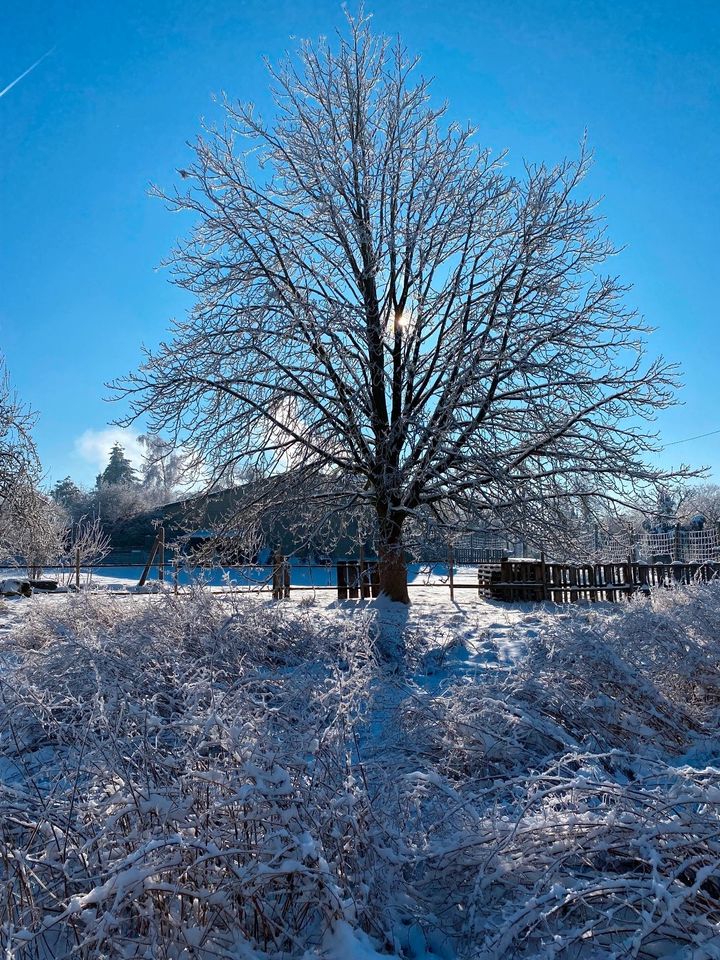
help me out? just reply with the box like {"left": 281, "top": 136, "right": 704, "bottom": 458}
{"left": 1, "top": 585, "right": 719, "bottom": 958}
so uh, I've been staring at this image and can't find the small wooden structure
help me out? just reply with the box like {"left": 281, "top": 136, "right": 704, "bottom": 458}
{"left": 489, "top": 556, "right": 720, "bottom": 603}
{"left": 478, "top": 564, "right": 501, "bottom": 596}
{"left": 336, "top": 559, "right": 380, "bottom": 600}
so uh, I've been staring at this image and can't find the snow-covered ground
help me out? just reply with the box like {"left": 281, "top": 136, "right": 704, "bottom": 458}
{"left": 1, "top": 582, "right": 720, "bottom": 959}
{"left": 0, "top": 561, "right": 485, "bottom": 592}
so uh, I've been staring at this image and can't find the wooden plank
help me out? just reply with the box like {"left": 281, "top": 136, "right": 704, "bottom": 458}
{"left": 337, "top": 561, "right": 348, "bottom": 600}
{"left": 348, "top": 561, "right": 360, "bottom": 599}
{"left": 158, "top": 526, "right": 165, "bottom": 582}
{"left": 370, "top": 562, "right": 380, "bottom": 598}
{"left": 138, "top": 535, "right": 161, "bottom": 587}
{"left": 272, "top": 551, "right": 290, "bottom": 599}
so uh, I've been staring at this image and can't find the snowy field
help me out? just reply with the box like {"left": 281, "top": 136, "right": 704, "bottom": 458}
{"left": 1, "top": 582, "right": 720, "bottom": 958}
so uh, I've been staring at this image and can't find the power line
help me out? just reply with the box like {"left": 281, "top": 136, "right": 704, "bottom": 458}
{"left": 662, "top": 428, "right": 720, "bottom": 448}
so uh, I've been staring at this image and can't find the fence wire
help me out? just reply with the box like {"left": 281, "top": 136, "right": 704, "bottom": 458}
{"left": 574, "top": 527, "right": 720, "bottom": 563}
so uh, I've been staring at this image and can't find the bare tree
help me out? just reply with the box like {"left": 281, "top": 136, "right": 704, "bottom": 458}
{"left": 677, "top": 483, "right": 720, "bottom": 526}
{"left": 0, "top": 356, "right": 38, "bottom": 516}
{"left": 138, "top": 433, "right": 188, "bottom": 500}
{"left": 64, "top": 516, "right": 111, "bottom": 577}
{"left": 0, "top": 486, "right": 66, "bottom": 577}
{"left": 116, "top": 13, "right": 686, "bottom": 602}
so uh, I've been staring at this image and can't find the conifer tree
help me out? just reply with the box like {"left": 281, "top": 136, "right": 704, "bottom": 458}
{"left": 96, "top": 443, "right": 138, "bottom": 487}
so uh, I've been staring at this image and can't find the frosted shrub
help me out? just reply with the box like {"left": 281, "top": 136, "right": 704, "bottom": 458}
{"left": 395, "top": 585, "right": 720, "bottom": 957}
{"left": 403, "top": 585, "right": 720, "bottom": 789}
{"left": 0, "top": 592, "right": 394, "bottom": 959}
{"left": 409, "top": 756, "right": 720, "bottom": 959}
{"left": 2, "top": 584, "right": 720, "bottom": 958}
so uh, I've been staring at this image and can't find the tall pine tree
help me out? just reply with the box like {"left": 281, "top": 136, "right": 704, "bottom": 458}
{"left": 96, "top": 443, "right": 138, "bottom": 487}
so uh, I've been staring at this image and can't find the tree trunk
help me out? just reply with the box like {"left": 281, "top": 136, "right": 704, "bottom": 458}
{"left": 377, "top": 512, "right": 409, "bottom": 604}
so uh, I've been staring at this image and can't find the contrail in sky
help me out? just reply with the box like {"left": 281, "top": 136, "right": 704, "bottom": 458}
{"left": 0, "top": 47, "right": 54, "bottom": 99}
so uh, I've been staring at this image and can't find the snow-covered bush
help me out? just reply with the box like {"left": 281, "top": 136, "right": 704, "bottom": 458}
{"left": 403, "top": 585, "right": 720, "bottom": 788}
{"left": 408, "top": 756, "right": 720, "bottom": 959}
{"left": 1, "top": 584, "right": 720, "bottom": 958}
{"left": 395, "top": 586, "right": 720, "bottom": 957}
{"left": 0, "top": 592, "right": 395, "bottom": 959}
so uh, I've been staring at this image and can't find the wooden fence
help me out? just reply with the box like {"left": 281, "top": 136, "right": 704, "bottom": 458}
{"left": 489, "top": 557, "right": 720, "bottom": 603}
{"left": 336, "top": 560, "right": 381, "bottom": 599}
{"left": 17, "top": 552, "right": 720, "bottom": 605}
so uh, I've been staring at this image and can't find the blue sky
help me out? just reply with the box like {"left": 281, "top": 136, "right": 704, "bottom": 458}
{"left": 1, "top": 0, "right": 719, "bottom": 487}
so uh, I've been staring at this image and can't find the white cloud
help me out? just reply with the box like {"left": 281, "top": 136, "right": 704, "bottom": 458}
{"left": 74, "top": 427, "right": 144, "bottom": 476}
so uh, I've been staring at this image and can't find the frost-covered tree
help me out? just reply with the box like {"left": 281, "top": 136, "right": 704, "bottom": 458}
{"left": 0, "top": 487, "right": 66, "bottom": 577}
{"left": 0, "top": 355, "right": 38, "bottom": 516}
{"left": 677, "top": 483, "right": 720, "bottom": 526}
{"left": 117, "top": 13, "right": 684, "bottom": 602}
{"left": 138, "top": 434, "right": 186, "bottom": 499}
{"left": 0, "top": 355, "right": 55, "bottom": 570}
{"left": 54, "top": 441, "right": 182, "bottom": 531}
{"left": 92, "top": 481, "right": 153, "bottom": 526}
{"left": 51, "top": 476, "right": 86, "bottom": 514}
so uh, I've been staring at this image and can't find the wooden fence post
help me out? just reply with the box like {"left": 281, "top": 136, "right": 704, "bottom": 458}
{"left": 359, "top": 545, "right": 377, "bottom": 600}
{"left": 272, "top": 550, "right": 282, "bottom": 599}
{"left": 158, "top": 526, "right": 165, "bottom": 582}
{"left": 359, "top": 543, "right": 366, "bottom": 599}
{"left": 337, "top": 561, "right": 348, "bottom": 600}
{"left": 540, "top": 551, "right": 548, "bottom": 602}
{"left": 75, "top": 547, "right": 81, "bottom": 591}
{"left": 674, "top": 523, "right": 682, "bottom": 562}
{"left": 272, "top": 550, "right": 290, "bottom": 599}
{"left": 448, "top": 544, "right": 455, "bottom": 602}
{"left": 138, "top": 534, "right": 161, "bottom": 587}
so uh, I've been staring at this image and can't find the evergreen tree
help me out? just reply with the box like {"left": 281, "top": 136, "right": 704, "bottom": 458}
{"left": 52, "top": 476, "right": 85, "bottom": 510}
{"left": 96, "top": 444, "right": 138, "bottom": 487}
